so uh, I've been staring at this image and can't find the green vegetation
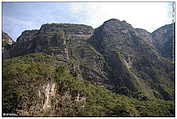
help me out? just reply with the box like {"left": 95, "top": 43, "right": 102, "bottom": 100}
{"left": 3, "top": 53, "right": 174, "bottom": 117}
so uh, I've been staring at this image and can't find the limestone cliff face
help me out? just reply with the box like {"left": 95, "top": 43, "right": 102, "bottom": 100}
{"left": 16, "top": 79, "right": 57, "bottom": 116}
{"left": 39, "top": 23, "right": 93, "bottom": 35}
{"left": 14, "top": 77, "right": 86, "bottom": 116}
{"left": 3, "top": 23, "right": 94, "bottom": 59}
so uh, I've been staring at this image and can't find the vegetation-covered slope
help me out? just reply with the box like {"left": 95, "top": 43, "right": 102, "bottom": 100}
{"left": 3, "top": 53, "right": 174, "bottom": 116}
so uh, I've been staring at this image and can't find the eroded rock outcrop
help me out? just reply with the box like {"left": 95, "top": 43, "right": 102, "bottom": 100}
{"left": 2, "top": 32, "right": 14, "bottom": 46}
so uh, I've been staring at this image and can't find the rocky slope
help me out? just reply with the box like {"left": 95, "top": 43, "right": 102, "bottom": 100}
{"left": 2, "top": 19, "right": 175, "bottom": 116}
{"left": 2, "top": 32, "right": 15, "bottom": 58}
{"left": 2, "top": 32, "right": 14, "bottom": 46}
{"left": 152, "top": 23, "right": 175, "bottom": 59}
{"left": 90, "top": 19, "right": 174, "bottom": 99}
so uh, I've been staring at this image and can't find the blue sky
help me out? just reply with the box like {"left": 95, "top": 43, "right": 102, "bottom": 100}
{"left": 2, "top": 2, "right": 175, "bottom": 41}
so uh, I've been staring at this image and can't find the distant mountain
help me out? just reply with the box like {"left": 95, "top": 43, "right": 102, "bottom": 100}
{"left": 2, "top": 32, "right": 14, "bottom": 46}
{"left": 2, "top": 19, "right": 175, "bottom": 117}
{"left": 2, "top": 32, "right": 15, "bottom": 58}
{"left": 152, "top": 23, "right": 175, "bottom": 59}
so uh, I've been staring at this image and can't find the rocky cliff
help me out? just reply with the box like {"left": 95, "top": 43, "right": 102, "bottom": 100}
{"left": 152, "top": 23, "right": 175, "bottom": 59}
{"left": 2, "top": 32, "right": 14, "bottom": 46}
{"left": 90, "top": 19, "right": 174, "bottom": 100}
{"left": 3, "top": 23, "right": 93, "bottom": 58}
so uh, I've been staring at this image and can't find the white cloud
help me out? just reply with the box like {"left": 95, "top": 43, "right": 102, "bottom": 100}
{"left": 3, "top": 2, "right": 174, "bottom": 41}
{"left": 69, "top": 2, "right": 174, "bottom": 32}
